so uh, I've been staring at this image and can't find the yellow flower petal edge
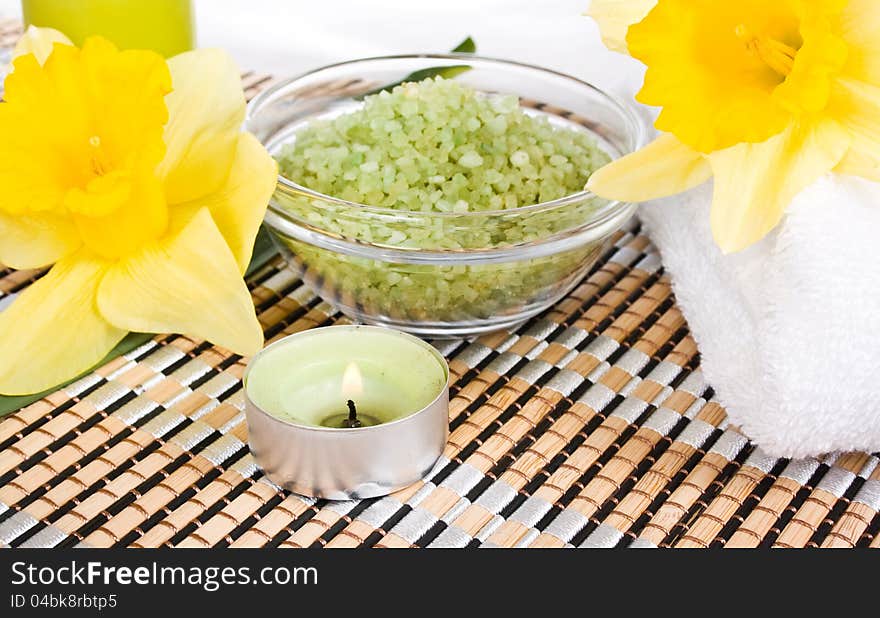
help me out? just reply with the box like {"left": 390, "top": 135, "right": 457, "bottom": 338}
{"left": 177, "top": 133, "right": 278, "bottom": 274}
{"left": 709, "top": 119, "right": 851, "bottom": 253}
{"left": 0, "top": 210, "right": 80, "bottom": 270}
{"left": 11, "top": 24, "right": 72, "bottom": 66}
{"left": 0, "top": 253, "right": 125, "bottom": 395}
{"left": 587, "top": 133, "right": 711, "bottom": 203}
{"left": 96, "top": 208, "right": 264, "bottom": 357}
{"left": 159, "top": 48, "right": 247, "bottom": 205}
{"left": 586, "top": 0, "right": 656, "bottom": 53}
{"left": 1, "top": 50, "right": 81, "bottom": 218}
{"left": 838, "top": 0, "right": 880, "bottom": 83}
{"left": 831, "top": 78, "right": 880, "bottom": 180}
{"left": 836, "top": 132, "right": 880, "bottom": 181}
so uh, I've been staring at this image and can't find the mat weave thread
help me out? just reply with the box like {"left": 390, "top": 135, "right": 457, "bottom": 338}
{"left": 0, "top": 19, "right": 878, "bottom": 549}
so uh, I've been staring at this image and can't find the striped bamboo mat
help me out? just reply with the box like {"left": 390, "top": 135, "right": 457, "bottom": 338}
{"left": 0, "top": 19, "right": 878, "bottom": 549}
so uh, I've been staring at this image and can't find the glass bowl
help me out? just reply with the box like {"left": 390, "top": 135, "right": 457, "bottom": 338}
{"left": 247, "top": 55, "right": 646, "bottom": 337}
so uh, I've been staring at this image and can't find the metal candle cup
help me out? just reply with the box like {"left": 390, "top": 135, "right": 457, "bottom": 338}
{"left": 244, "top": 326, "right": 449, "bottom": 500}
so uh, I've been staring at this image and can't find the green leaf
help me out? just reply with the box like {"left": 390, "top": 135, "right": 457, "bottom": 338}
{"left": 361, "top": 36, "right": 477, "bottom": 97}
{"left": 452, "top": 36, "right": 476, "bottom": 53}
{"left": 245, "top": 224, "right": 279, "bottom": 278}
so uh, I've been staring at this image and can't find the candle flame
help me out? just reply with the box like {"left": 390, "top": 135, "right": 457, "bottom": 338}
{"left": 341, "top": 362, "right": 364, "bottom": 398}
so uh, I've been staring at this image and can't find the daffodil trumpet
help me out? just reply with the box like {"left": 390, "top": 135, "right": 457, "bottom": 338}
{"left": 0, "top": 26, "right": 277, "bottom": 395}
{"left": 586, "top": 0, "right": 880, "bottom": 253}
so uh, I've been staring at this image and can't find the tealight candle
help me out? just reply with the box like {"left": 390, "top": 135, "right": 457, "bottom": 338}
{"left": 244, "top": 325, "right": 449, "bottom": 499}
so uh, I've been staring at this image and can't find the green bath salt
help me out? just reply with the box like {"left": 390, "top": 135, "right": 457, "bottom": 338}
{"left": 272, "top": 77, "right": 614, "bottom": 326}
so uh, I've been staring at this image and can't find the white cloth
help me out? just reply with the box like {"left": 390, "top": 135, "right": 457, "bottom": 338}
{"left": 640, "top": 175, "right": 880, "bottom": 457}
{"left": 0, "top": 0, "right": 644, "bottom": 97}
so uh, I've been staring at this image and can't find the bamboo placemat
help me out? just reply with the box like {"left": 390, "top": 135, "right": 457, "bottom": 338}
{"left": 0, "top": 19, "right": 878, "bottom": 549}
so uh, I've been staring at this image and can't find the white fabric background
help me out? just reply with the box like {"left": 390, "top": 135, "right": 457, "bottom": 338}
{"left": 0, "top": 0, "right": 645, "bottom": 99}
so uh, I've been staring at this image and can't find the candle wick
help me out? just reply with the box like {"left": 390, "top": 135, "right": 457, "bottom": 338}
{"left": 343, "top": 399, "right": 362, "bottom": 428}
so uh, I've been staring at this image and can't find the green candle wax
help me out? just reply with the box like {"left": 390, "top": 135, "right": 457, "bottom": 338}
{"left": 245, "top": 326, "right": 447, "bottom": 429}
{"left": 22, "top": 0, "right": 195, "bottom": 57}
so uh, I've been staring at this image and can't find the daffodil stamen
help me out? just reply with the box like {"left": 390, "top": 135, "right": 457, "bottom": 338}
{"left": 735, "top": 24, "right": 797, "bottom": 77}
{"left": 88, "top": 135, "right": 111, "bottom": 176}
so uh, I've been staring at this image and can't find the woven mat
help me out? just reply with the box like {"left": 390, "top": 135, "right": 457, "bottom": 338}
{"left": 1, "top": 20, "right": 879, "bottom": 549}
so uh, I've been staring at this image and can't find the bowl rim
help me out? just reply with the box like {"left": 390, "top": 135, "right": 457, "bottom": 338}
{"left": 247, "top": 53, "right": 648, "bottom": 225}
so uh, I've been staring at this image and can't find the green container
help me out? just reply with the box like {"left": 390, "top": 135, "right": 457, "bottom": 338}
{"left": 22, "top": 0, "right": 194, "bottom": 57}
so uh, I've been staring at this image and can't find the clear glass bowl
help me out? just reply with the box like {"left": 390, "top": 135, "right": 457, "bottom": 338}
{"left": 247, "top": 55, "right": 645, "bottom": 337}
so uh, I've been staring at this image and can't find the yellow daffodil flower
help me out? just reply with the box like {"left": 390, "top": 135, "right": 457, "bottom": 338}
{"left": 586, "top": 0, "right": 880, "bottom": 252}
{"left": 0, "top": 27, "right": 277, "bottom": 395}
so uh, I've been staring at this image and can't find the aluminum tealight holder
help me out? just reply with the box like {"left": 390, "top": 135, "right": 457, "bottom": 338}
{"left": 243, "top": 327, "right": 449, "bottom": 500}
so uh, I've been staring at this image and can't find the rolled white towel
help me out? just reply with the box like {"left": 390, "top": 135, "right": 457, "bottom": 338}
{"left": 640, "top": 174, "right": 880, "bottom": 458}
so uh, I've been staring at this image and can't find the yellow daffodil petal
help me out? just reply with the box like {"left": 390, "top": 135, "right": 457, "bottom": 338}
{"left": 11, "top": 25, "right": 72, "bottom": 65}
{"left": 77, "top": 37, "right": 171, "bottom": 170}
{"left": 628, "top": 0, "right": 798, "bottom": 152}
{"left": 829, "top": 77, "right": 880, "bottom": 180}
{"left": 0, "top": 253, "right": 124, "bottom": 395}
{"left": 838, "top": 0, "right": 880, "bottom": 83}
{"left": 177, "top": 133, "right": 277, "bottom": 274}
{"left": 835, "top": 133, "right": 880, "bottom": 181}
{"left": 587, "top": 133, "right": 711, "bottom": 202}
{"left": 97, "top": 207, "right": 263, "bottom": 356}
{"left": 73, "top": 169, "right": 169, "bottom": 260}
{"left": 1, "top": 36, "right": 170, "bottom": 222}
{"left": 626, "top": 0, "right": 851, "bottom": 153}
{"left": 0, "top": 210, "right": 80, "bottom": 269}
{"left": 830, "top": 77, "right": 880, "bottom": 144}
{"left": 159, "top": 49, "right": 246, "bottom": 205}
{"left": 1, "top": 49, "right": 83, "bottom": 216}
{"left": 772, "top": 20, "right": 848, "bottom": 116}
{"left": 586, "top": 0, "right": 657, "bottom": 54}
{"left": 708, "top": 119, "right": 850, "bottom": 253}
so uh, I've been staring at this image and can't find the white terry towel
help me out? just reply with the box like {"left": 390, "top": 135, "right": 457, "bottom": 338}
{"left": 639, "top": 175, "right": 880, "bottom": 458}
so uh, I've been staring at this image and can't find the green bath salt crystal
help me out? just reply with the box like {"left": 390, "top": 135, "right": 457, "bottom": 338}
{"left": 273, "top": 77, "right": 614, "bottom": 325}
{"left": 277, "top": 77, "right": 609, "bottom": 216}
